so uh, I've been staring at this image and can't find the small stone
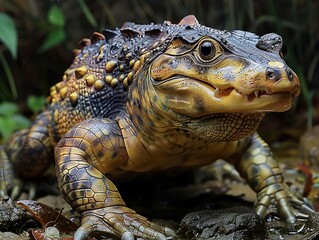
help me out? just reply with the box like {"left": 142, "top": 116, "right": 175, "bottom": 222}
{"left": 178, "top": 206, "right": 267, "bottom": 240}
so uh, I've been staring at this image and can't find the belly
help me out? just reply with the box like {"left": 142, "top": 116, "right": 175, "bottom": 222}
{"left": 121, "top": 140, "right": 240, "bottom": 173}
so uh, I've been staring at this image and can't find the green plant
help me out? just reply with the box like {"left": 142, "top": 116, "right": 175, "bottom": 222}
{"left": 39, "top": 5, "right": 66, "bottom": 52}
{"left": 0, "top": 95, "right": 46, "bottom": 142}
{"left": 0, "top": 102, "right": 30, "bottom": 141}
{"left": 0, "top": 13, "right": 18, "bottom": 100}
{"left": 27, "top": 95, "right": 46, "bottom": 114}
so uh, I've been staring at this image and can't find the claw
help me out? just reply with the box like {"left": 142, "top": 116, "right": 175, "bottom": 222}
{"left": 164, "top": 227, "right": 176, "bottom": 237}
{"left": 74, "top": 207, "right": 172, "bottom": 240}
{"left": 28, "top": 182, "right": 36, "bottom": 199}
{"left": 255, "top": 204, "right": 268, "bottom": 218}
{"left": 0, "top": 190, "right": 7, "bottom": 198}
{"left": 291, "top": 197, "right": 315, "bottom": 215}
{"left": 155, "top": 233, "right": 167, "bottom": 240}
{"left": 74, "top": 223, "right": 94, "bottom": 240}
{"left": 10, "top": 181, "right": 36, "bottom": 200}
{"left": 121, "top": 231, "right": 135, "bottom": 240}
{"left": 301, "top": 197, "right": 315, "bottom": 213}
{"left": 10, "top": 184, "right": 22, "bottom": 200}
{"left": 295, "top": 212, "right": 309, "bottom": 219}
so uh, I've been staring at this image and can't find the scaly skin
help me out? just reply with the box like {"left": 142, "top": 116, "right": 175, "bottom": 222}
{"left": 1, "top": 15, "right": 314, "bottom": 239}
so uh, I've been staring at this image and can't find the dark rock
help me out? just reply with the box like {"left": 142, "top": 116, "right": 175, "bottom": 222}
{"left": 177, "top": 206, "right": 267, "bottom": 240}
{"left": 0, "top": 197, "right": 38, "bottom": 234}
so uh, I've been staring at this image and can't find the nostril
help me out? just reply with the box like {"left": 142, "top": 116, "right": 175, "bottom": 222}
{"left": 287, "top": 68, "right": 294, "bottom": 81}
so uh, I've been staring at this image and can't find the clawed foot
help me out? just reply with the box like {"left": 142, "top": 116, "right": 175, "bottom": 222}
{"left": 1, "top": 176, "right": 41, "bottom": 200}
{"left": 74, "top": 206, "right": 176, "bottom": 240}
{"left": 0, "top": 146, "right": 38, "bottom": 200}
{"left": 255, "top": 183, "right": 315, "bottom": 230}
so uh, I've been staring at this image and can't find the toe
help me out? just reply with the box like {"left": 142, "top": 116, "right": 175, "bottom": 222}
{"left": 164, "top": 227, "right": 176, "bottom": 237}
{"left": 295, "top": 212, "right": 309, "bottom": 219}
{"left": 255, "top": 204, "right": 268, "bottom": 218}
{"left": 155, "top": 232, "right": 167, "bottom": 240}
{"left": 121, "top": 231, "right": 135, "bottom": 240}
{"left": 10, "top": 184, "right": 22, "bottom": 200}
{"left": 28, "top": 182, "right": 36, "bottom": 199}
{"left": 74, "top": 223, "right": 94, "bottom": 240}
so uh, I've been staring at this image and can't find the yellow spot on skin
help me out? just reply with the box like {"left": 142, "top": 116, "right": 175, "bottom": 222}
{"left": 105, "top": 60, "right": 117, "bottom": 72}
{"left": 50, "top": 89, "right": 57, "bottom": 98}
{"left": 119, "top": 74, "right": 125, "bottom": 82}
{"left": 127, "top": 72, "right": 134, "bottom": 84}
{"left": 126, "top": 53, "right": 132, "bottom": 60}
{"left": 119, "top": 64, "right": 126, "bottom": 71}
{"left": 85, "top": 74, "right": 96, "bottom": 86}
{"left": 53, "top": 109, "right": 59, "bottom": 123}
{"left": 50, "top": 86, "right": 56, "bottom": 92}
{"left": 97, "top": 45, "right": 106, "bottom": 62}
{"left": 105, "top": 75, "right": 113, "bottom": 85}
{"left": 133, "top": 60, "right": 140, "bottom": 72}
{"left": 69, "top": 92, "right": 78, "bottom": 106}
{"left": 64, "top": 69, "right": 74, "bottom": 76}
{"left": 129, "top": 59, "right": 135, "bottom": 68}
{"left": 268, "top": 61, "right": 285, "bottom": 69}
{"left": 60, "top": 87, "right": 68, "bottom": 99}
{"left": 110, "top": 78, "right": 119, "bottom": 88}
{"left": 55, "top": 82, "right": 63, "bottom": 90}
{"left": 75, "top": 66, "right": 88, "bottom": 79}
{"left": 123, "top": 78, "right": 128, "bottom": 88}
{"left": 95, "top": 80, "right": 105, "bottom": 90}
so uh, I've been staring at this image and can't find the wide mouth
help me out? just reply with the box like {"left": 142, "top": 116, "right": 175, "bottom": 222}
{"left": 156, "top": 75, "right": 298, "bottom": 101}
{"left": 212, "top": 85, "right": 293, "bottom": 102}
{"left": 154, "top": 75, "right": 297, "bottom": 115}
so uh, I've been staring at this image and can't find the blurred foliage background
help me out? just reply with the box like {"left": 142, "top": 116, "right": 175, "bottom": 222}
{"left": 0, "top": 0, "right": 318, "bottom": 140}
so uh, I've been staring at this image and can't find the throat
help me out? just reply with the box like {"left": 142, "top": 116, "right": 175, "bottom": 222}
{"left": 181, "top": 113, "right": 265, "bottom": 142}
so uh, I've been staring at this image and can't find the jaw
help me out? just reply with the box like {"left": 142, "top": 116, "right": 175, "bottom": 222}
{"left": 155, "top": 77, "right": 297, "bottom": 117}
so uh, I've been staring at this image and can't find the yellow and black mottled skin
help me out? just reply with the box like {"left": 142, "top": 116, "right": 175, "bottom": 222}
{"left": 2, "top": 15, "right": 314, "bottom": 239}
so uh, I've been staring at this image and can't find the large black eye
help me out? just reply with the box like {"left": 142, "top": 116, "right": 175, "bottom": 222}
{"left": 199, "top": 41, "right": 216, "bottom": 61}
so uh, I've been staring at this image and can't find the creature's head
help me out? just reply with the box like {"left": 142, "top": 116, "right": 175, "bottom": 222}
{"left": 149, "top": 15, "right": 300, "bottom": 118}
{"left": 127, "top": 15, "right": 300, "bottom": 142}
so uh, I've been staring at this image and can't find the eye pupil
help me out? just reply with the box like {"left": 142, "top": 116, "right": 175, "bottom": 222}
{"left": 199, "top": 41, "right": 215, "bottom": 60}
{"left": 201, "top": 42, "right": 213, "bottom": 56}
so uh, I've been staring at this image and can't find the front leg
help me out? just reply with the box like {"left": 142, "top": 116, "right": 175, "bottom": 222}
{"left": 55, "top": 118, "right": 174, "bottom": 240}
{"left": 233, "top": 133, "right": 314, "bottom": 226}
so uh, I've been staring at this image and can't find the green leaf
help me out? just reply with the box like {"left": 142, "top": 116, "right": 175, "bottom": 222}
{"left": 0, "top": 117, "right": 15, "bottom": 140}
{"left": 27, "top": 95, "right": 46, "bottom": 114}
{"left": 48, "top": 5, "right": 65, "bottom": 27}
{"left": 11, "top": 114, "right": 31, "bottom": 129}
{"left": 0, "top": 102, "right": 18, "bottom": 116}
{"left": 0, "top": 13, "right": 18, "bottom": 59}
{"left": 0, "top": 114, "right": 30, "bottom": 141}
{"left": 39, "top": 28, "right": 65, "bottom": 52}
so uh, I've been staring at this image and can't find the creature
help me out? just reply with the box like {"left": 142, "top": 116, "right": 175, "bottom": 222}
{"left": 2, "top": 15, "right": 314, "bottom": 239}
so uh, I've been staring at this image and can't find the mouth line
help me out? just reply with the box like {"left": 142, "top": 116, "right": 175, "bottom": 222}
{"left": 212, "top": 86, "right": 290, "bottom": 102}
{"left": 168, "top": 75, "right": 294, "bottom": 102}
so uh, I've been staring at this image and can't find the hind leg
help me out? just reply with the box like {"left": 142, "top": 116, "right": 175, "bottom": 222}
{"left": 2, "top": 110, "right": 53, "bottom": 198}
